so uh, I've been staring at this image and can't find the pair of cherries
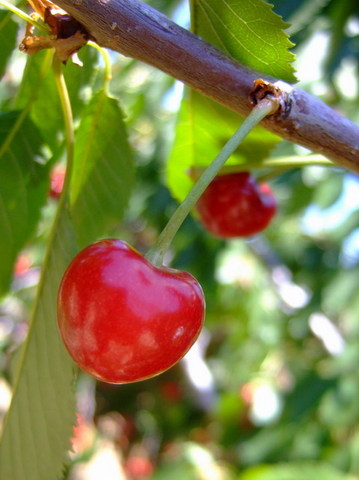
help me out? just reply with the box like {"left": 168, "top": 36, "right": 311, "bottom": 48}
{"left": 57, "top": 172, "right": 276, "bottom": 384}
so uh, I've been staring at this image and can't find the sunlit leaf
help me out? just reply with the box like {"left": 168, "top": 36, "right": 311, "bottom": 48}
{"left": 0, "top": 209, "right": 78, "bottom": 480}
{"left": 191, "top": 0, "right": 296, "bottom": 82}
{"left": 167, "top": 92, "right": 280, "bottom": 201}
{"left": 64, "top": 45, "right": 100, "bottom": 118}
{"left": 70, "top": 89, "right": 135, "bottom": 246}
{"left": 167, "top": 0, "right": 290, "bottom": 202}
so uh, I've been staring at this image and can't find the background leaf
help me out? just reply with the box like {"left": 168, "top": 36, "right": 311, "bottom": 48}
{"left": 239, "top": 462, "right": 358, "bottom": 480}
{"left": 167, "top": 0, "right": 289, "bottom": 202}
{"left": 0, "top": 209, "right": 78, "bottom": 480}
{"left": 70, "top": 89, "right": 135, "bottom": 247}
{"left": 0, "top": 11, "right": 18, "bottom": 79}
{"left": 191, "top": 0, "right": 296, "bottom": 82}
{"left": 16, "top": 47, "right": 99, "bottom": 153}
{"left": 167, "top": 92, "right": 280, "bottom": 201}
{"left": 281, "top": 371, "right": 337, "bottom": 422}
{"left": 15, "top": 51, "right": 61, "bottom": 152}
{"left": 0, "top": 111, "right": 49, "bottom": 296}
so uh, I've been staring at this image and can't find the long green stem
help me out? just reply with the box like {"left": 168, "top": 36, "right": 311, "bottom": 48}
{"left": 146, "top": 97, "right": 277, "bottom": 267}
{"left": 10, "top": 55, "right": 76, "bottom": 402}
{"left": 17, "top": 57, "right": 75, "bottom": 369}
{"left": 88, "top": 40, "right": 112, "bottom": 94}
{"left": 3, "top": 55, "right": 77, "bottom": 461}
{"left": 52, "top": 55, "right": 75, "bottom": 203}
{"left": 0, "top": 0, "right": 49, "bottom": 32}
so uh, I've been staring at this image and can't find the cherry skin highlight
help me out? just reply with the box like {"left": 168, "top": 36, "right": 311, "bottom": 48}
{"left": 57, "top": 239, "right": 205, "bottom": 384}
{"left": 195, "top": 172, "right": 276, "bottom": 238}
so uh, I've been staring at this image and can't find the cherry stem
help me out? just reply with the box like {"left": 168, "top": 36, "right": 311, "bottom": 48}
{"left": 19, "top": 56, "right": 76, "bottom": 390}
{"left": 52, "top": 55, "right": 75, "bottom": 204}
{"left": 0, "top": 0, "right": 50, "bottom": 32}
{"left": 88, "top": 41, "right": 112, "bottom": 94}
{"left": 146, "top": 97, "right": 278, "bottom": 267}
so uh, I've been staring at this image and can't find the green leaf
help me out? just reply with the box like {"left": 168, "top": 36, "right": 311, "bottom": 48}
{"left": 16, "top": 47, "right": 99, "bottom": 152}
{"left": 16, "top": 51, "right": 62, "bottom": 151}
{"left": 323, "top": 268, "right": 359, "bottom": 316}
{"left": 0, "top": 209, "right": 78, "bottom": 480}
{"left": 167, "top": 92, "right": 280, "bottom": 201}
{"left": 239, "top": 462, "right": 357, "bottom": 480}
{"left": 283, "top": 0, "right": 332, "bottom": 36}
{"left": 281, "top": 371, "right": 337, "bottom": 422}
{"left": 64, "top": 45, "right": 101, "bottom": 119}
{"left": 167, "top": 0, "right": 290, "bottom": 202}
{"left": 70, "top": 89, "right": 135, "bottom": 246}
{"left": 313, "top": 172, "right": 344, "bottom": 209}
{"left": 0, "top": 11, "right": 18, "bottom": 80}
{"left": 0, "top": 111, "right": 49, "bottom": 296}
{"left": 191, "top": 0, "right": 296, "bottom": 83}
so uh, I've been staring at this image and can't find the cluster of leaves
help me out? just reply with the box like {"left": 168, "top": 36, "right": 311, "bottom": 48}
{"left": 0, "top": 0, "right": 358, "bottom": 479}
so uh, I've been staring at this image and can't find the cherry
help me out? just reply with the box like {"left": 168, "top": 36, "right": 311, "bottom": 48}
{"left": 57, "top": 239, "right": 205, "bottom": 384}
{"left": 49, "top": 164, "right": 66, "bottom": 199}
{"left": 195, "top": 172, "right": 276, "bottom": 238}
{"left": 125, "top": 455, "right": 154, "bottom": 479}
{"left": 14, "top": 253, "right": 31, "bottom": 276}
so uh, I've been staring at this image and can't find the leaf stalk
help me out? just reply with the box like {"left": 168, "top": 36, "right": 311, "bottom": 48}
{"left": 52, "top": 55, "right": 75, "bottom": 204}
{"left": 0, "top": 0, "right": 49, "bottom": 32}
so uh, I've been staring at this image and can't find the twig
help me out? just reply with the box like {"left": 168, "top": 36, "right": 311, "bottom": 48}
{"left": 51, "top": 0, "right": 359, "bottom": 174}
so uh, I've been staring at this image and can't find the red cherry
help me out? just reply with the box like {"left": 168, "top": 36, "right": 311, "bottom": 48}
{"left": 195, "top": 172, "right": 276, "bottom": 238}
{"left": 14, "top": 253, "right": 31, "bottom": 276}
{"left": 49, "top": 164, "right": 66, "bottom": 199}
{"left": 57, "top": 239, "right": 205, "bottom": 384}
{"left": 125, "top": 455, "right": 154, "bottom": 479}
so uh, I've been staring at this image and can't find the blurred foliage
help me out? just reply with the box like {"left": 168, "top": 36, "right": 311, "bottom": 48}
{"left": 0, "top": 0, "right": 358, "bottom": 479}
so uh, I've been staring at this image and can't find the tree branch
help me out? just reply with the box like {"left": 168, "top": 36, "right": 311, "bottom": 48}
{"left": 52, "top": 0, "right": 359, "bottom": 174}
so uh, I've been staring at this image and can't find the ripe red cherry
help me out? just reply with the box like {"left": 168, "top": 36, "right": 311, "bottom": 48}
{"left": 195, "top": 172, "right": 276, "bottom": 238}
{"left": 49, "top": 164, "right": 66, "bottom": 199}
{"left": 57, "top": 239, "right": 205, "bottom": 384}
